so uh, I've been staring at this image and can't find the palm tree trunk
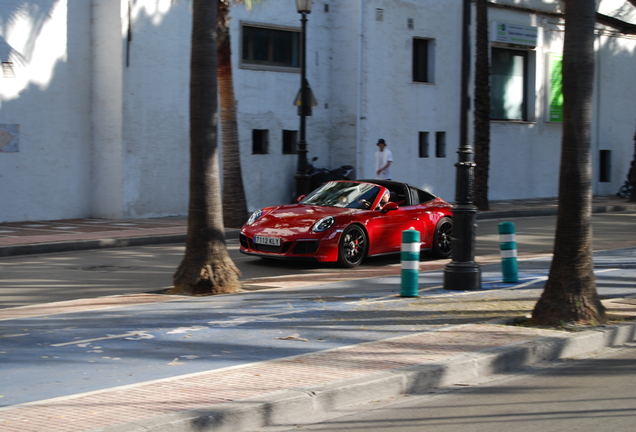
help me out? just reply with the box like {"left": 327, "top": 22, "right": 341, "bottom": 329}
{"left": 173, "top": 0, "right": 240, "bottom": 296}
{"left": 473, "top": 0, "right": 490, "bottom": 211}
{"left": 532, "top": 0, "right": 605, "bottom": 326}
{"left": 218, "top": 0, "right": 249, "bottom": 228}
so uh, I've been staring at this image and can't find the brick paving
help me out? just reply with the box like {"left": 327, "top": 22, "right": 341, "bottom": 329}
{"left": 0, "top": 324, "right": 565, "bottom": 432}
{"left": 0, "top": 217, "right": 188, "bottom": 247}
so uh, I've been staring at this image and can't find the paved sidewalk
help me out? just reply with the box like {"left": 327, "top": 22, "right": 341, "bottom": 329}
{"left": 1, "top": 195, "right": 634, "bottom": 257}
{"left": 0, "top": 294, "right": 634, "bottom": 432}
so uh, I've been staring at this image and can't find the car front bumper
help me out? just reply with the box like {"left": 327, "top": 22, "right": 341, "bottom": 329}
{"left": 239, "top": 232, "right": 340, "bottom": 262}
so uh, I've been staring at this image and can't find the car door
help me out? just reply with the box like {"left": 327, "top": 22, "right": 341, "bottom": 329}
{"left": 365, "top": 186, "right": 424, "bottom": 255}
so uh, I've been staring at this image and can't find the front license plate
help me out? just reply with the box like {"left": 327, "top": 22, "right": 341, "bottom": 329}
{"left": 254, "top": 236, "right": 281, "bottom": 246}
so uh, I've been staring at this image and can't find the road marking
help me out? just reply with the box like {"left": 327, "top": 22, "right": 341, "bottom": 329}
{"left": 51, "top": 332, "right": 143, "bottom": 347}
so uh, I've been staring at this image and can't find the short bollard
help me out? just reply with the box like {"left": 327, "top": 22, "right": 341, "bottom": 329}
{"left": 401, "top": 228, "right": 420, "bottom": 297}
{"left": 498, "top": 221, "right": 518, "bottom": 283}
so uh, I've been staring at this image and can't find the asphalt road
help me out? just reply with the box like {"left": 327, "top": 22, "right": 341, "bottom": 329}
{"left": 0, "top": 211, "right": 635, "bottom": 308}
{"left": 2, "top": 246, "right": 635, "bottom": 407}
{"left": 271, "top": 344, "right": 636, "bottom": 432}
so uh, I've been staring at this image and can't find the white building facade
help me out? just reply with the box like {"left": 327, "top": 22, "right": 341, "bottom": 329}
{"left": 1, "top": 0, "right": 635, "bottom": 223}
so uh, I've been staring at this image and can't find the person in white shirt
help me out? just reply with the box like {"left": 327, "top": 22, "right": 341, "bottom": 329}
{"left": 375, "top": 138, "right": 393, "bottom": 180}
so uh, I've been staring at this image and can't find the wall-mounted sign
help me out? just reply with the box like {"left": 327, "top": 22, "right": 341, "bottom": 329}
{"left": 491, "top": 22, "right": 538, "bottom": 46}
{"left": 0, "top": 124, "right": 19, "bottom": 152}
{"left": 548, "top": 53, "right": 563, "bottom": 123}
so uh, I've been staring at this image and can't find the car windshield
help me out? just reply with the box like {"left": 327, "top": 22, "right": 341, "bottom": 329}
{"left": 300, "top": 181, "right": 382, "bottom": 209}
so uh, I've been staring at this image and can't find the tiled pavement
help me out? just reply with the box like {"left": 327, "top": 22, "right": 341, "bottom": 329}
{"left": 1, "top": 308, "right": 635, "bottom": 432}
{"left": 0, "top": 324, "right": 587, "bottom": 432}
{"left": 0, "top": 195, "right": 635, "bottom": 431}
{"left": 1, "top": 314, "right": 636, "bottom": 432}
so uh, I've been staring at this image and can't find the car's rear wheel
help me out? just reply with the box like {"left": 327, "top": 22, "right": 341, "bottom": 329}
{"left": 338, "top": 225, "right": 367, "bottom": 268}
{"left": 432, "top": 217, "right": 453, "bottom": 259}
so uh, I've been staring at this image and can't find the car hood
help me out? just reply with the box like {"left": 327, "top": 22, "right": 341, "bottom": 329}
{"left": 244, "top": 204, "right": 360, "bottom": 237}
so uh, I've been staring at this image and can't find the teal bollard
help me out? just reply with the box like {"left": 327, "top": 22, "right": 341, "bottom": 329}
{"left": 401, "top": 228, "right": 420, "bottom": 297}
{"left": 498, "top": 221, "right": 518, "bottom": 283}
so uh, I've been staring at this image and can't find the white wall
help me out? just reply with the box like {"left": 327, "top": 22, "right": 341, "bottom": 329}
{"left": 593, "top": 32, "right": 636, "bottom": 195}
{"left": 0, "top": 0, "right": 93, "bottom": 222}
{"left": 1, "top": 0, "right": 635, "bottom": 222}
{"left": 121, "top": 1, "right": 191, "bottom": 218}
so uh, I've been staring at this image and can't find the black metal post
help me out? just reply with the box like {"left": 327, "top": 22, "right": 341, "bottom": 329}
{"left": 295, "top": 11, "right": 311, "bottom": 198}
{"left": 444, "top": 0, "right": 481, "bottom": 290}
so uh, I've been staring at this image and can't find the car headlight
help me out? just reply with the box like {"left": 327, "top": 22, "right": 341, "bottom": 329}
{"left": 312, "top": 216, "right": 335, "bottom": 233}
{"left": 246, "top": 209, "right": 264, "bottom": 226}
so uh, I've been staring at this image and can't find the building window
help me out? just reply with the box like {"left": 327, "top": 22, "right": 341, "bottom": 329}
{"left": 241, "top": 24, "right": 300, "bottom": 71}
{"left": 435, "top": 132, "right": 446, "bottom": 158}
{"left": 413, "top": 38, "right": 433, "bottom": 83}
{"left": 282, "top": 130, "right": 297, "bottom": 154}
{"left": 252, "top": 129, "right": 269, "bottom": 154}
{"left": 2, "top": 62, "right": 15, "bottom": 78}
{"left": 491, "top": 48, "right": 527, "bottom": 120}
{"left": 599, "top": 150, "right": 611, "bottom": 182}
{"left": 418, "top": 132, "right": 429, "bottom": 158}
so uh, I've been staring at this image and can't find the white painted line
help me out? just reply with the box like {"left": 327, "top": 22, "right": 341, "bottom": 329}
{"left": 511, "top": 276, "right": 548, "bottom": 289}
{"left": 51, "top": 332, "right": 142, "bottom": 347}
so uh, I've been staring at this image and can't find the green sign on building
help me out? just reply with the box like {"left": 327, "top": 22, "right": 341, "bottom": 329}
{"left": 549, "top": 53, "right": 563, "bottom": 123}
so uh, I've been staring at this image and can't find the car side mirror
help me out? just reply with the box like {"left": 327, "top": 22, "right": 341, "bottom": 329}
{"left": 296, "top": 195, "right": 306, "bottom": 203}
{"left": 382, "top": 202, "right": 399, "bottom": 213}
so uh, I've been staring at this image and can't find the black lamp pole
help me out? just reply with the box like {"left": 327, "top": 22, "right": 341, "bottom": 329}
{"left": 295, "top": 2, "right": 311, "bottom": 198}
{"left": 443, "top": 0, "right": 481, "bottom": 290}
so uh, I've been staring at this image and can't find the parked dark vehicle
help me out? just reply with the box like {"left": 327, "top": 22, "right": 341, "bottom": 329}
{"left": 617, "top": 179, "right": 632, "bottom": 198}
{"left": 307, "top": 157, "right": 355, "bottom": 191}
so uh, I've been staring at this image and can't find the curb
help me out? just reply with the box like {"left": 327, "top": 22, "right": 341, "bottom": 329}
{"left": 0, "top": 229, "right": 241, "bottom": 257}
{"left": 0, "top": 205, "right": 633, "bottom": 257}
{"left": 90, "top": 321, "right": 636, "bottom": 432}
{"left": 476, "top": 202, "right": 636, "bottom": 220}
{"left": 0, "top": 235, "right": 187, "bottom": 257}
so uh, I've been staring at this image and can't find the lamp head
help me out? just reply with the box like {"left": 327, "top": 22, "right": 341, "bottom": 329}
{"left": 296, "top": 0, "right": 312, "bottom": 14}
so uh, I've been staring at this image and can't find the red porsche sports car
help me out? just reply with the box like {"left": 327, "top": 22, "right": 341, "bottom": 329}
{"left": 239, "top": 180, "right": 453, "bottom": 268}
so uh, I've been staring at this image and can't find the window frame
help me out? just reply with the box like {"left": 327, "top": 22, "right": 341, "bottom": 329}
{"left": 490, "top": 47, "right": 529, "bottom": 121}
{"left": 413, "top": 38, "right": 435, "bottom": 84}
{"left": 240, "top": 22, "right": 301, "bottom": 73}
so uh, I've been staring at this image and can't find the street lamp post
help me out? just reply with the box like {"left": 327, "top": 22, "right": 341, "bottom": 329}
{"left": 443, "top": 0, "right": 481, "bottom": 290}
{"left": 294, "top": 0, "right": 312, "bottom": 198}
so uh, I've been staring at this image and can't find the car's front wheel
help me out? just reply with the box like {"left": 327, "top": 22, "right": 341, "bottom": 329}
{"left": 432, "top": 217, "right": 453, "bottom": 259}
{"left": 338, "top": 225, "right": 367, "bottom": 268}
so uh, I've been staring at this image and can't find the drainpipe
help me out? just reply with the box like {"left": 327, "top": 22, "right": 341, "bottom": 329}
{"left": 356, "top": 0, "right": 365, "bottom": 178}
{"left": 593, "top": 33, "right": 601, "bottom": 195}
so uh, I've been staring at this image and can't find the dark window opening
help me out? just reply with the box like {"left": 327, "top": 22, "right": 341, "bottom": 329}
{"left": 436, "top": 132, "right": 446, "bottom": 158}
{"left": 282, "top": 130, "right": 297, "bottom": 154}
{"left": 600, "top": 150, "right": 612, "bottom": 182}
{"left": 419, "top": 132, "right": 429, "bottom": 158}
{"left": 252, "top": 129, "right": 269, "bottom": 154}
{"left": 413, "top": 38, "right": 430, "bottom": 83}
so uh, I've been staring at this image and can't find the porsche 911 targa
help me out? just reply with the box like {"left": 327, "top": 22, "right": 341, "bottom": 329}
{"left": 239, "top": 180, "right": 453, "bottom": 268}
